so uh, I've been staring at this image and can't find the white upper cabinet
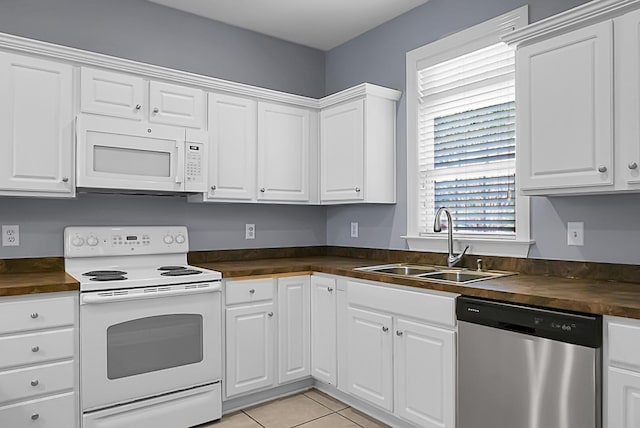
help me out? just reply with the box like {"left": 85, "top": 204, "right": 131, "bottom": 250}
{"left": 0, "top": 52, "right": 74, "bottom": 197}
{"left": 516, "top": 20, "right": 613, "bottom": 194}
{"left": 257, "top": 102, "right": 311, "bottom": 202}
{"left": 206, "top": 93, "right": 257, "bottom": 201}
{"left": 320, "top": 87, "right": 399, "bottom": 204}
{"left": 81, "top": 67, "right": 205, "bottom": 128}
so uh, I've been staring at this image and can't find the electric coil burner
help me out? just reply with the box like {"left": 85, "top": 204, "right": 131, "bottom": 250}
{"left": 64, "top": 226, "right": 223, "bottom": 428}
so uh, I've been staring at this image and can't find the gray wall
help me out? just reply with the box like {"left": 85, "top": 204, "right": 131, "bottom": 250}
{"left": 323, "top": 0, "right": 640, "bottom": 265}
{"left": 0, "top": 0, "right": 325, "bottom": 98}
{"left": 0, "top": 0, "right": 327, "bottom": 258}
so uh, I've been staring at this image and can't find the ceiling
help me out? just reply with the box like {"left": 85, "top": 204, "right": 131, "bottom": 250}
{"left": 147, "top": 0, "right": 429, "bottom": 51}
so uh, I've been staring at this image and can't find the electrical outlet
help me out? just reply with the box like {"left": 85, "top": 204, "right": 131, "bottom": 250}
{"left": 567, "top": 222, "right": 584, "bottom": 246}
{"left": 2, "top": 225, "right": 20, "bottom": 247}
{"left": 350, "top": 222, "right": 359, "bottom": 238}
{"left": 245, "top": 224, "right": 255, "bottom": 240}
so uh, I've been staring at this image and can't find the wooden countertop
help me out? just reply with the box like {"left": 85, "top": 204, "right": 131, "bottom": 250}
{"left": 0, "top": 271, "right": 79, "bottom": 296}
{"left": 196, "top": 256, "right": 640, "bottom": 319}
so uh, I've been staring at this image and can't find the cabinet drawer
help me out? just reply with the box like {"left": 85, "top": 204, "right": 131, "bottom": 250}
{"left": 0, "top": 295, "right": 75, "bottom": 335}
{"left": 0, "top": 361, "right": 74, "bottom": 404}
{"left": 0, "top": 392, "right": 76, "bottom": 428}
{"left": 226, "top": 278, "right": 274, "bottom": 305}
{"left": 0, "top": 329, "right": 74, "bottom": 370}
{"left": 609, "top": 319, "right": 640, "bottom": 370}
{"left": 347, "top": 280, "right": 457, "bottom": 328}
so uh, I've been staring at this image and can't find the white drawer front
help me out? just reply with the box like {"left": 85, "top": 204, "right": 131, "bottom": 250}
{"left": 225, "top": 278, "right": 274, "bottom": 305}
{"left": 0, "top": 392, "right": 76, "bottom": 428}
{"left": 347, "top": 280, "right": 457, "bottom": 327}
{"left": 609, "top": 320, "right": 640, "bottom": 370}
{"left": 0, "top": 361, "right": 74, "bottom": 404}
{"left": 0, "top": 329, "right": 74, "bottom": 370}
{"left": 0, "top": 295, "right": 75, "bottom": 335}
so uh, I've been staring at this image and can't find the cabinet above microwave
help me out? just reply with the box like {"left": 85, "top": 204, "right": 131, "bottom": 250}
{"left": 76, "top": 115, "right": 206, "bottom": 194}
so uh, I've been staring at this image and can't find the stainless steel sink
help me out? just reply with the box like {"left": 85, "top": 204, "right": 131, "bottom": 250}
{"left": 354, "top": 263, "right": 515, "bottom": 284}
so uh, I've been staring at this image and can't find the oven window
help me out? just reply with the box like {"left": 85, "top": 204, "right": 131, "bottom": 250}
{"left": 107, "top": 314, "right": 203, "bottom": 380}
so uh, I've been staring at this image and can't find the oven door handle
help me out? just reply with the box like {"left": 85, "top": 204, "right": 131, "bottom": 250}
{"left": 81, "top": 283, "right": 221, "bottom": 304}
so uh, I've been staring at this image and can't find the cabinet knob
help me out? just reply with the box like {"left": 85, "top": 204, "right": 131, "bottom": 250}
{"left": 31, "top": 346, "right": 39, "bottom": 353}
{"left": 382, "top": 326, "right": 389, "bottom": 332}
{"left": 396, "top": 330, "right": 403, "bottom": 336}
{"left": 153, "top": 107, "right": 159, "bottom": 114}
{"left": 629, "top": 162, "right": 638, "bottom": 170}
{"left": 135, "top": 104, "right": 142, "bottom": 110}
{"left": 31, "top": 413, "right": 39, "bottom": 421}
{"left": 62, "top": 177, "right": 69, "bottom": 183}
{"left": 249, "top": 289, "right": 255, "bottom": 294}
{"left": 598, "top": 165, "right": 607, "bottom": 173}
{"left": 31, "top": 379, "right": 39, "bottom": 387}
{"left": 260, "top": 188, "right": 265, "bottom": 193}
{"left": 355, "top": 187, "right": 361, "bottom": 193}
{"left": 30, "top": 312, "right": 39, "bottom": 319}
{"left": 268, "top": 312, "right": 274, "bottom": 317}
{"left": 210, "top": 185, "right": 217, "bottom": 191}
{"left": 327, "top": 287, "right": 334, "bottom": 292}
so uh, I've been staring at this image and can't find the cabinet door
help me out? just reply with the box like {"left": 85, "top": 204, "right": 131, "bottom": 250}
{"left": 207, "top": 93, "right": 257, "bottom": 200}
{"left": 0, "top": 53, "right": 74, "bottom": 197}
{"left": 257, "top": 102, "right": 310, "bottom": 202}
{"left": 277, "top": 276, "right": 310, "bottom": 384}
{"left": 395, "top": 318, "right": 455, "bottom": 428}
{"left": 225, "top": 302, "right": 275, "bottom": 397}
{"left": 310, "top": 276, "right": 337, "bottom": 385}
{"left": 615, "top": 9, "right": 640, "bottom": 189}
{"left": 346, "top": 306, "right": 393, "bottom": 411}
{"left": 517, "top": 21, "right": 613, "bottom": 193}
{"left": 149, "top": 81, "right": 204, "bottom": 129}
{"left": 81, "top": 67, "right": 145, "bottom": 120}
{"left": 320, "top": 99, "right": 364, "bottom": 202}
{"left": 608, "top": 367, "right": 640, "bottom": 428}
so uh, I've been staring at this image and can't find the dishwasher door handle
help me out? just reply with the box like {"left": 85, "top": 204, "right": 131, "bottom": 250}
{"left": 497, "top": 322, "right": 536, "bottom": 335}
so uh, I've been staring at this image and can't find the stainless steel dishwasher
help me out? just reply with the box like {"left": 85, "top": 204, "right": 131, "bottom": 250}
{"left": 457, "top": 296, "right": 602, "bottom": 428}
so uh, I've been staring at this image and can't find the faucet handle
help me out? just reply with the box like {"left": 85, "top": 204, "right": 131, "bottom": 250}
{"left": 476, "top": 258, "right": 483, "bottom": 272}
{"left": 448, "top": 245, "right": 470, "bottom": 267}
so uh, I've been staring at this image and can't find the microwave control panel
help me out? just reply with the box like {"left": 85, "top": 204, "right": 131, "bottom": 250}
{"left": 185, "top": 142, "right": 204, "bottom": 191}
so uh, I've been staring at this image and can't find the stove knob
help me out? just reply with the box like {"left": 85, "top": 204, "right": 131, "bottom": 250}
{"left": 87, "top": 236, "right": 99, "bottom": 247}
{"left": 72, "top": 236, "right": 85, "bottom": 247}
{"left": 175, "top": 234, "right": 185, "bottom": 244}
{"left": 163, "top": 235, "right": 174, "bottom": 245}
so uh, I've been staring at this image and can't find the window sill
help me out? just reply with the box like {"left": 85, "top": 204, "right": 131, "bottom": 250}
{"left": 402, "top": 235, "right": 534, "bottom": 258}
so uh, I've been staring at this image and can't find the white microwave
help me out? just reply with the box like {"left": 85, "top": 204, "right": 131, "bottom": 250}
{"left": 76, "top": 115, "right": 206, "bottom": 193}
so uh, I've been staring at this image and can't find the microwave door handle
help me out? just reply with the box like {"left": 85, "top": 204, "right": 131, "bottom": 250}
{"left": 175, "top": 140, "right": 185, "bottom": 184}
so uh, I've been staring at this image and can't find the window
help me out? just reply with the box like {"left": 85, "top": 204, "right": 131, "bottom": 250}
{"left": 405, "top": 6, "right": 532, "bottom": 257}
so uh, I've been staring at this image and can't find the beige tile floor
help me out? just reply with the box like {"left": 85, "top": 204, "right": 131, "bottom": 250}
{"left": 200, "top": 389, "right": 389, "bottom": 428}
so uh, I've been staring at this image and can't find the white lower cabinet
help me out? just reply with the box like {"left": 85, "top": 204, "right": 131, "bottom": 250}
{"left": 310, "top": 275, "right": 337, "bottom": 385}
{"left": 277, "top": 276, "right": 311, "bottom": 384}
{"left": 345, "top": 279, "right": 457, "bottom": 428}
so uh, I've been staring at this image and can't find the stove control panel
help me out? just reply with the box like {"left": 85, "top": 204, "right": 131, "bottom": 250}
{"left": 64, "top": 226, "right": 189, "bottom": 257}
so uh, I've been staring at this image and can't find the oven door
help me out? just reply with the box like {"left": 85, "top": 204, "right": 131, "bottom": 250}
{"left": 76, "top": 115, "right": 187, "bottom": 192}
{"left": 80, "top": 283, "right": 222, "bottom": 411}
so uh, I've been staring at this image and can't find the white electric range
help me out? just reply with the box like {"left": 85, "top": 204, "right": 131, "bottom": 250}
{"left": 64, "top": 226, "right": 222, "bottom": 428}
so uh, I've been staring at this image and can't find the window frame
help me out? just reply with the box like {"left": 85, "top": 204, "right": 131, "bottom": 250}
{"left": 404, "top": 6, "right": 533, "bottom": 258}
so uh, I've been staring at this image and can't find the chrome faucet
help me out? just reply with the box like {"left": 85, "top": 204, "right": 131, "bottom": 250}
{"left": 433, "top": 207, "right": 469, "bottom": 267}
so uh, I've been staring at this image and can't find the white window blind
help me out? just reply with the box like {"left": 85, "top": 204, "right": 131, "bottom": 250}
{"left": 418, "top": 42, "right": 516, "bottom": 236}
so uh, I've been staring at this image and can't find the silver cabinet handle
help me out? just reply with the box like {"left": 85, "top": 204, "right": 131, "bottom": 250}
{"left": 210, "top": 185, "right": 217, "bottom": 191}
{"left": 629, "top": 162, "right": 638, "bottom": 170}
{"left": 135, "top": 104, "right": 142, "bottom": 110}
{"left": 327, "top": 287, "right": 334, "bottom": 292}
{"left": 382, "top": 326, "right": 389, "bottom": 332}
{"left": 598, "top": 165, "right": 607, "bottom": 173}
{"left": 355, "top": 187, "right": 361, "bottom": 192}
{"left": 249, "top": 289, "right": 255, "bottom": 294}
{"left": 30, "top": 313, "right": 39, "bottom": 319}
{"left": 153, "top": 107, "right": 159, "bottom": 113}
{"left": 396, "top": 330, "right": 403, "bottom": 336}
{"left": 268, "top": 312, "right": 274, "bottom": 317}
{"left": 31, "top": 379, "right": 39, "bottom": 387}
{"left": 31, "top": 346, "right": 39, "bottom": 353}
{"left": 31, "top": 413, "right": 39, "bottom": 421}
{"left": 62, "top": 177, "right": 69, "bottom": 183}
{"left": 260, "top": 188, "right": 265, "bottom": 193}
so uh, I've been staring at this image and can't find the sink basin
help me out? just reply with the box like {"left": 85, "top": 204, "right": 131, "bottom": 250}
{"left": 354, "top": 263, "right": 515, "bottom": 284}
